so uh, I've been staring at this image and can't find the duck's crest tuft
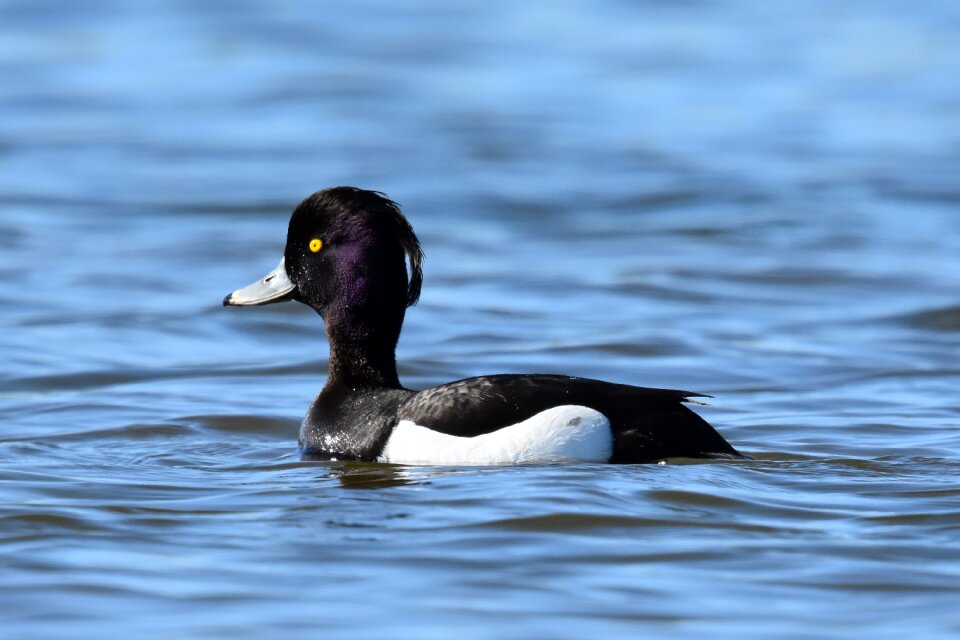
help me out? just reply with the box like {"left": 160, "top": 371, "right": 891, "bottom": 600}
{"left": 317, "top": 186, "right": 423, "bottom": 307}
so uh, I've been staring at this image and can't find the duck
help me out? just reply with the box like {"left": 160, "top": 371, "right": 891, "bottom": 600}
{"left": 224, "top": 186, "right": 742, "bottom": 465}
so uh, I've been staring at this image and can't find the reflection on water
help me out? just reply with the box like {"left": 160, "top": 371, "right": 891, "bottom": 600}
{"left": 2, "top": 0, "right": 960, "bottom": 638}
{"left": 320, "top": 461, "right": 459, "bottom": 489}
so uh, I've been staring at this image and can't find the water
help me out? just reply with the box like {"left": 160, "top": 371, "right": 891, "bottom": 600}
{"left": 2, "top": 1, "right": 960, "bottom": 637}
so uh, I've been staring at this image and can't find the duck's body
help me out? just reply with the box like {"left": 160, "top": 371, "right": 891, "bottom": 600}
{"left": 225, "top": 187, "right": 742, "bottom": 465}
{"left": 300, "top": 375, "right": 735, "bottom": 464}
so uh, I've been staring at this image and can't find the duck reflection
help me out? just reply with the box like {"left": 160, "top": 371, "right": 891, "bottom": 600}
{"left": 304, "top": 457, "right": 461, "bottom": 489}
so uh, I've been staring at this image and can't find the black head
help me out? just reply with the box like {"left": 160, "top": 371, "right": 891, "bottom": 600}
{"left": 225, "top": 186, "right": 423, "bottom": 324}
{"left": 283, "top": 187, "right": 422, "bottom": 315}
{"left": 224, "top": 187, "right": 423, "bottom": 387}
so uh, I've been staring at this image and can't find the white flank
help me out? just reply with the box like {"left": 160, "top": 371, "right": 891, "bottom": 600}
{"left": 379, "top": 405, "right": 613, "bottom": 466}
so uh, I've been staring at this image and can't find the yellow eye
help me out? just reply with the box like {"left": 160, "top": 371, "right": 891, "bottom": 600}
{"left": 309, "top": 238, "right": 323, "bottom": 253}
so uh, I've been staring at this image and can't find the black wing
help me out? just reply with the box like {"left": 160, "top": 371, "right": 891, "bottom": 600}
{"left": 397, "top": 374, "right": 740, "bottom": 463}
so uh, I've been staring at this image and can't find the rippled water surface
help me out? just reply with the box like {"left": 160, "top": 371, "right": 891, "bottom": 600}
{"left": 2, "top": 1, "right": 960, "bottom": 638}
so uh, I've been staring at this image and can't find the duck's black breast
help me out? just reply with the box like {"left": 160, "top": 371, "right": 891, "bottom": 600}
{"left": 397, "top": 374, "right": 740, "bottom": 463}
{"left": 299, "top": 384, "right": 414, "bottom": 460}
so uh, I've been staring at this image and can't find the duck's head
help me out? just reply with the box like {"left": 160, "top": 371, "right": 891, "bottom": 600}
{"left": 224, "top": 187, "right": 423, "bottom": 328}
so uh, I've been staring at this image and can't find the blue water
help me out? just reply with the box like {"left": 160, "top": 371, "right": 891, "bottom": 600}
{"left": 2, "top": 1, "right": 960, "bottom": 638}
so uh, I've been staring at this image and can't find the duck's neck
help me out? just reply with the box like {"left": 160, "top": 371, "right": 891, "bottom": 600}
{"left": 323, "top": 311, "right": 403, "bottom": 390}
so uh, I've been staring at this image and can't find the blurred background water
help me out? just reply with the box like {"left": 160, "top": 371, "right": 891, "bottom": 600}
{"left": 2, "top": 0, "right": 959, "bottom": 638}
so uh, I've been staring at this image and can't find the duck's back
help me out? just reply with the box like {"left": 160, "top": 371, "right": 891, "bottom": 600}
{"left": 395, "top": 374, "right": 740, "bottom": 463}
